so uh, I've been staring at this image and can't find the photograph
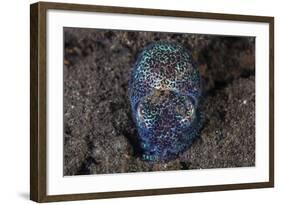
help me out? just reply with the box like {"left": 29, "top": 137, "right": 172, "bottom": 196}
{"left": 63, "top": 28, "right": 256, "bottom": 176}
{"left": 30, "top": 2, "right": 274, "bottom": 202}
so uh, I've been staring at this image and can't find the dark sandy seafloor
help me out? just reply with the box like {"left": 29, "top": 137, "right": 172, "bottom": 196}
{"left": 63, "top": 27, "right": 255, "bottom": 175}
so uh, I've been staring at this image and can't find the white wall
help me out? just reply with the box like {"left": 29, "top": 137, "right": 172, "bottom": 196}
{"left": 0, "top": 0, "right": 279, "bottom": 204}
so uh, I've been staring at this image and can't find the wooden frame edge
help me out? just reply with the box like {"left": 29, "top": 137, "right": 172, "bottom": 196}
{"left": 30, "top": 4, "right": 38, "bottom": 200}
{"left": 30, "top": 2, "right": 48, "bottom": 202}
{"left": 40, "top": 182, "right": 273, "bottom": 203}
{"left": 30, "top": 2, "right": 39, "bottom": 202}
{"left": 30, "top": 1, "right": 274, "bottom": 202}
{"left": 269, "top": 17, "right": 274, "bottom": 188}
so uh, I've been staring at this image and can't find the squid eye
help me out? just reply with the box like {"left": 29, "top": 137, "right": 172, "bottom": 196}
{"left": 175, "top": 100, "right": 196, "bottom": 125}
{"left": 137, "top": 103, "right": 145, "bottom": 121}
{"left": 137, "top": 105, "right": 157, "bottom": 129}
{"left": 137, "top": 102, "right": 157, "bottom": 127}
{"left": 175, "top": 105, "right": 186, "bottom": 117}
{"left": 186, "top": 103, "right": 195, "bottom": 117}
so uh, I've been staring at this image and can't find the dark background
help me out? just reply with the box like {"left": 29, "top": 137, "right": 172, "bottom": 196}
{"left": 63, "top": 27, "right": 255, "bottom": 175}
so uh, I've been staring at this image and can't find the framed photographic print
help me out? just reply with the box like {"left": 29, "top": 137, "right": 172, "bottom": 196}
{"left": 30, "top": 1, "right": 274, "bottom": 202}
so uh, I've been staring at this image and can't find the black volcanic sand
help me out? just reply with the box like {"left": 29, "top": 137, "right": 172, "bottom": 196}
{"left": 63, "top": 28, "right": 255, "bottom": 175}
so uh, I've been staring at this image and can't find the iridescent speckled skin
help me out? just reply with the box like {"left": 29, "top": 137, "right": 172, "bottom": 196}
{"left": 129, "top": 42, "right": 202, "bottom": 162}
